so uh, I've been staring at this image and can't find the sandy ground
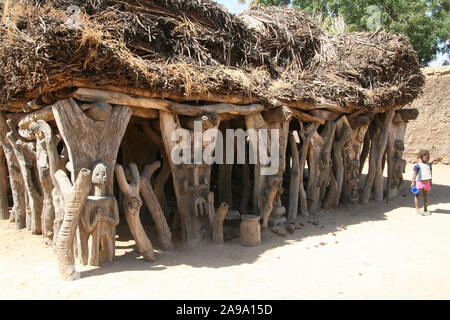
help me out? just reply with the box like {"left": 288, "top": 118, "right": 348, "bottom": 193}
{"left": 0, "top": 163, "right": 449, "bottom": 300}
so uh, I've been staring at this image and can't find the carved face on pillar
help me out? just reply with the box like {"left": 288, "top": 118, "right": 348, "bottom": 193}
{"left": 92, "top": 162, "right": 108, "bottom": 185}
{"left": 127, "top": 196, "right": 142, "bottom": 215}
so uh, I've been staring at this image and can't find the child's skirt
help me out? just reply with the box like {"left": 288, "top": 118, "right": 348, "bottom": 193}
{"left": 416, "top": 180, "right": 431, "bottom": 191}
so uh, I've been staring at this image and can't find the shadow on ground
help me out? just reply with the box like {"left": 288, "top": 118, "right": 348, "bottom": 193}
{"left": 81, "top": 176, "right": 450, "bottom": 278}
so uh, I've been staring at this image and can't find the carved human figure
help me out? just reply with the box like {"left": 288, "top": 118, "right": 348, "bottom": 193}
{"left": 79, "top": 162, "right": 119, "bottom": 266}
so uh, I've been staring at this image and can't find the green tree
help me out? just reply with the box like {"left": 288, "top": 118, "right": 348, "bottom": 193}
{"left": 253, "top": 0, "right": 449, "bottom": 66}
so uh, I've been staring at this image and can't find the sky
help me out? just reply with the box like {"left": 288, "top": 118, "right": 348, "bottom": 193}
{"left": 215, "top": 0, "right": 249, "bottom": 14}
{"left": 213, "top": 0, "right": 447, "bottom": 66}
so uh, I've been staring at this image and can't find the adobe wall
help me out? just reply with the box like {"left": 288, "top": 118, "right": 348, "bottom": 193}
{"left": 404, "top": 66, "right": 450, "bottom": 165}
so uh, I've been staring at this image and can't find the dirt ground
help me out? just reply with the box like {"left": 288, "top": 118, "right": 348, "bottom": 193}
{"left": 1, "top": 163, "right": 449, "bottom": 300}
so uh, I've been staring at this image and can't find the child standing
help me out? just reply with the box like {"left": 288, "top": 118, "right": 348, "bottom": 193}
{"left": 411, "top": 150, "right": 432, "bottom": 216}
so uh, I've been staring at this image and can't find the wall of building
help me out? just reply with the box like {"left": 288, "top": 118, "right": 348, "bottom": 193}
{"left": 404, "top": 66, "right": 450, "bottom": 165}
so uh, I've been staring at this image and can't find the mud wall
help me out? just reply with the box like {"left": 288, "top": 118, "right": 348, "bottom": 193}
{"left": 404, "top": 66, "right": 450, "bottom": 165}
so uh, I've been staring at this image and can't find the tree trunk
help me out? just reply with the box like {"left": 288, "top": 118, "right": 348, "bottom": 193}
{"left": 55, "top": 168, "right": 92, "bottom": 281}
{"left": 115, "top": 163, "right": 156, "bottom": 261}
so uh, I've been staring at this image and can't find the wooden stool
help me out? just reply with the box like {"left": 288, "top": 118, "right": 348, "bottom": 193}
{"left": 240, "top": 215, "right": 261, "bottom": 246}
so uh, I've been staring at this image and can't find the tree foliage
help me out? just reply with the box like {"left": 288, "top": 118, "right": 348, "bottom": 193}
{"left": 253, "top": 0, "right": 449, "bottom": 66}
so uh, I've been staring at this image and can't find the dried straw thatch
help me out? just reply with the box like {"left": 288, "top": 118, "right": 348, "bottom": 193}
{"left": 0, "top": 0, "right": 424, "bottom": 112}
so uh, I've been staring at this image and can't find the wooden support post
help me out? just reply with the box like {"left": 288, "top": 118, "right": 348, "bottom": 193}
{"left": 324, "top": 116, "right": 352, "bottom": 209}
{"left": 52, "top": 98, "right": 131, "bottom": 265}
{"left": 55, "top": 168, "right": 91, "bottom": 281}
{"left": 33, "top": 125, "right": 55, "bottom": 245}
{"left": 218, "top": 121, "right": 233, "bottom": 207}
{"left": 361, "top": 110, "right": 395, "bottom": 203}
{"left": 207, "top": 192, "right": 229, "bottom": 245}
{"left": 0, "top": 142, "right": 8, "bottom": 220}
{"left": 386, "top": 109, "right": 417, "bottom": 198}
{"left": 245, "top": 112, "right": 289, "bottom": 228}
{"left": 7, "top": 124, "right": 43, "bottom": 235}
{"left": 342, "top": 117, "right": 369, "bottom": 204}
{"left": 359, "top": 128, "right": 370, "bottom": 176}
{"left": 159, "top": 110, "right": 221, "bottom": 247}
{"left": 297, "top": 122, "right": 319, "bottom": 216}
{"left": 115, "top": 163, "right": 156, "bottom": 261}
{"left": 287, "top": 133, "right": 300, "bottom": 222}
{"left": 306, "top": 121, "right": 336, "bottom": 213}
{"left": 140, "top": 120, "right": 171, "bottom": 217}
{"left": 32, "top": 120, "right": 67, "bottom": 246}
{"left": 140, "top": 161, "right": 174, "bottom": 251}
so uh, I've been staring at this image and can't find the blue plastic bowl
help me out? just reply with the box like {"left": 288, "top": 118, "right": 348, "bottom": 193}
{"left": 411, "top": 187, "right": 419, "bottom": 194}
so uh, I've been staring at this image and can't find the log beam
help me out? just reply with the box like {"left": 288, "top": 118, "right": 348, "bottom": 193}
{"left": 73, "top": 88, "right": 264, "bottom": 117}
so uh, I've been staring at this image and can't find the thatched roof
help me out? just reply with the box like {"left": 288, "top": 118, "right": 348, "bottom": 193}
{"left": 0, "top": 0, "right": 424, "bottom": 113}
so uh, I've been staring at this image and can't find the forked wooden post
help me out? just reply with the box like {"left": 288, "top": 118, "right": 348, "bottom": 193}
{"left": 52, "top": 98, "right": 131, "bottom": 265}
{"left": 140, "top": 161, "right": 173, "bottom": 251}
{"left": 115, "top": 163, "right": 156, "bottom": 261}
{"left": 362, "top": 110, "right": 395, "bottom": 203}
{"left": 7, "top": 124, "right": 43, "bottom": 235}
{"left": 159, "top": 110, "right": 221, "bottom": 247}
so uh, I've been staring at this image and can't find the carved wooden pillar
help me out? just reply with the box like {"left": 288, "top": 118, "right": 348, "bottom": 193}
{"left": 7, "top": 122, "right": 43, "bottom": 235}
{"left": 341, "top": 116, "right": 370, "bottom": 204}
{"left": 33, "top": 125, "right": 55, "bottom": 245}
{"left": 306, "top": 121, "right": 337, "bottom": 213}
{"left": 115, "top": 163, "right": 156, "bottom": 261}
{"left": 52, "top": 99, "right": 131, "bottom": 265}
{"left": 55, "top": 168, "right": 92, "bottom": 281}
{"left": 386, "top": 109, "right": 418, "bottom": 198}
{"left": 32, "top": 120, "right": 67, "bottom": 246}
{"left": 1, "top": 112, "right": 25, "bottom": 227}
{"left": 323, "top": 116, "right": 353, "bottom": 209}
{"left": 160, "top": 110, "right": 221, "bottom": 247}
{"left": 245, "top": 108, "right": 290, "bottom": 229}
